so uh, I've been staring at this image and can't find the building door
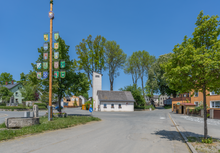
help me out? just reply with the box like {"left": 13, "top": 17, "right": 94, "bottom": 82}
{"left": 181, "top": 106, "right": 184, "bottom": 114}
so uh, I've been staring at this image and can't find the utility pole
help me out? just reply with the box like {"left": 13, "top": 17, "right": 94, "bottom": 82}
{"left": 49, "top": 0, "right": 53, "bottom": 121}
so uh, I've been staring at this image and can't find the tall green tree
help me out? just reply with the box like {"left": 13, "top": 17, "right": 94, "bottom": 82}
{"left": 0, "top": 72, "right": 13, "bottom": 85}
{"left": 124, "top": 51, "right": 155, "bottom": 97}
{"left": 162, "top": 11, "right": 220, "bottom": 139}
{"left": 75, "top": 35, "right": 106, "bottom": 88}
{"left": 124, "top": 56, "right": 140, "bottom": 85}
{"left": 104, "top": 40, "right": 127, "bottom": 91}
{"left": 0, "top": 86, "right": 13, "bottom": 103}
{"left": 32, "top": 37, "right": 90, "bottom": 112}
{"left": 18, "top": 71, "right": 41, "bottom": 101}
{"left": 146, "top": 53, "right": 178, "bottom": 98}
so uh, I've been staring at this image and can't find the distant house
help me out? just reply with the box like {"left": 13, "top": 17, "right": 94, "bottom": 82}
{"left": 0, "top": 82, "right": 24, "bottom": 105}
{"left": 97, "top": 90, "right": 135, "bottom": 112}
{"left": 145, "top": 95, "right": 159, "bottom": 106}
{"left": 63, "top": 95, "right": 88, "bottom": 107}
{"left": 159, "top": 95, "right": 169, "bottom": 106}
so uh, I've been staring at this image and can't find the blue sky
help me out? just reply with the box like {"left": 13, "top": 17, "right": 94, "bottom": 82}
{"left": 1, "top": 0, "right": 220, "bottom": 97}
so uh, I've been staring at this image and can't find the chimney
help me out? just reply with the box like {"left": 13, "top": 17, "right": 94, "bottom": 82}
{"left": 11, "top": 80, "right": 14, "bottom": 85}
{"left": 6, "top": 82, "right": 8, "bottom": 85}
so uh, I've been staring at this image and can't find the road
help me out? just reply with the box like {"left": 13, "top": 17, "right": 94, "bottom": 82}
{"left": 0, "top": 108, "right": 189, "bottom": 153}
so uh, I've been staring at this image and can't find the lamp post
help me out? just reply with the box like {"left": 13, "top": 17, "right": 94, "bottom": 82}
{"left": 48, "top": 0, "right": 54, "bottom": 121}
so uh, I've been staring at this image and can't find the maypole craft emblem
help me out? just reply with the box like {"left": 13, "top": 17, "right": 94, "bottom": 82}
{"left": 44, "top": 34, "right": 48, "bottom": 41}
{"left": 60, "top": 71, "right": 66, "bottom": 78}
{"left": 60, "top": 61, "right": 65, "bottom": 68}
{"left": 37, "top": 72, "right": 41, "bottom": 79}
{"left": 37, "top": 63, "right": 42, "bottom": 69}
{"left": 43, "top": 71, "right": 48, "bottom": 79}
{"left": 54, "top": 71, "right": 59, "bottom": 78}
{"left": 44, "top": 53, "right": 48, "bottom": 60}
{"left": 54, "top": 42, "right": 59, "bottom": 50}
{"left": 44, "top": 43, "right": 48, "bottom": 51}
{"left": 54, "top": 32, "right": 59, "bottom": 41}
{"left": 54, "top": 52, "right": 59, "bottom": 59}
{"left": 43, "top": 62, "right": 48, "bottom": 69}
{"left": 54, "top": 61, "right": 59, "bottom": 69}
{"left": 49, "top": 11, "right": 54, "bottom": 19}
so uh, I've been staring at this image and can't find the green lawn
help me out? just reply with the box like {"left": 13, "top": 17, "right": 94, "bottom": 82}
{"left": 0, "top": 116, "right": 101, "bottom": 141}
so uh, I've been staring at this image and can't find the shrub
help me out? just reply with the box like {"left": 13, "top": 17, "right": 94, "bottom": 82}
{"left": 85, "top": 101, "right": 92, "bottom": 110}
{"left": 207, "top": 113, "right": 210, "bottom": 118}
{"left": 0, "top": 106, "right": 29, "bottom": 110}
{"left": 189, "top": 109, "right": 193, "bottom": 113}
{"left": 0, "top": 103, "right": 6, "bottom": 106}
{"left": 202, "top": 137, "right": 213, "bottom": 144}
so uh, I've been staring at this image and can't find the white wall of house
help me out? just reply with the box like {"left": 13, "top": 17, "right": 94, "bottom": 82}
{"left": 92, "top": 72, "right": 102, "bottom": 111}
{"left": 100, "top": 102, "right": 134, "bottom": 112}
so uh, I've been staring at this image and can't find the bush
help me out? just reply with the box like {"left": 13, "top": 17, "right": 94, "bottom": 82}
{"left": 0, "top": 106, "right": 29, "bottom": 110}
{"left": 0, "top": 103, "right": 6, "bottom": 106}
{"left": 134, "top": 105, "right": 155, "bottom": 110}
{"left": 85, "top": 101, "right": 92, "bottom": 110}
{"left": 189, "top": 109, "right": 193, "bottom": 113}
{"left": 202, "top": 137, "right": 213, "bottom": 144}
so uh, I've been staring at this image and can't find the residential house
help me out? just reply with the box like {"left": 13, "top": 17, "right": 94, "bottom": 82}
{"left": 145, "top": 95, "right": 159, "bottom": 106}
{"left": 159, "top": 95, "right": 169, "bottom": 106}
{"left": 172, "top": 92, "right": 196, "bottom": 114}
{"left": 63, "top": 95, "right": 81, "bottom": 107}
{"left": 0, "top": 82, "right": 24, "bottom": 105}
{"left": 164, "top": 97, "right": 172, "bottom": 105}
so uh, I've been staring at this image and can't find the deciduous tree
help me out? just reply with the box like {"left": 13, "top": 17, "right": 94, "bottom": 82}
{"left": 104, "top": 40, "right": 127, "bottom": 91}
{"left": 0, "top": 72, "right": 13, "bottom": 85}
{"left": 162, "top": 11, "right": 220, "bottom": 139}
{"left": 75, "top": 35, "right": 106, "bottom": 88}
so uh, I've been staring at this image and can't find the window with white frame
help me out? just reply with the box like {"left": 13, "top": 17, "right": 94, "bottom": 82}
{"left": 210, "top": 91, "right": 217, "bottom": 95}
{"left": 103, "top": 104, "right": 107, "bottom": 108}
{"left": 210, "top": 101, "right": 220, "bottom": 108}
{"left": 194, "top": 102, "right": 199, "bottom": 106}
{"left": 118, "top": 104, "right": 122, "bottom": 109}
{"left": 15, "top": 92, "right": 18, "bottom": 97}
{"left": 194, "top": 91, "right": 198, "bottom": 97}
{"left": 111, "top": 104, "right": 114, "bottom": 108}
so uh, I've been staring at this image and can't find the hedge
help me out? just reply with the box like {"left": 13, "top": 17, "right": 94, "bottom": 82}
{"left": 0, "top": 106, "right": 30, "bottom": 109}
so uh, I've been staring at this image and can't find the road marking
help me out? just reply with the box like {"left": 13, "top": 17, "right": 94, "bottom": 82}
{"left": 160, "top": 117, "right": 166, "bottom": 119}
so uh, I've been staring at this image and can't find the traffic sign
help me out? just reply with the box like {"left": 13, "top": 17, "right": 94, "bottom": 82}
{"left": 89, "top": 107, "right": 93, "bottom": 112}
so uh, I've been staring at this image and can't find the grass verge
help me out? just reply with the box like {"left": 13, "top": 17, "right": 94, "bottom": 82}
{"left": 0, "top": 116, "right": 100, "bottom": 141}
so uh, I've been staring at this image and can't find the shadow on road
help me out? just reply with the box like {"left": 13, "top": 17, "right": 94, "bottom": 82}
{"left": 155, "top": 106, "right": 165, "bottom": 109}
{"left": 153, "top": 130, "right": 207, "bottom": 141}
{"left": 68, "top": 114, "right": 91, "bottom": 116}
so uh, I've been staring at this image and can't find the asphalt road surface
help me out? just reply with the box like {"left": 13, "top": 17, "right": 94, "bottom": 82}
{"left": 0, "top": 108, "right": 189, "bottom": 153}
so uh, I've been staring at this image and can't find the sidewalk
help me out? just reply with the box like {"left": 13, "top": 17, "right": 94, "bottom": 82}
{"left": 170, "top": 112, "right": 220, "bottom": 139}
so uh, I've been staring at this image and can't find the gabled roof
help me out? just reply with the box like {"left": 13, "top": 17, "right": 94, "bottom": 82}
{"left": 97, "top": 90, "right": 135, "bottom": 102}
{"left": 3, "top": 83, "right": 21, "bottom": 90}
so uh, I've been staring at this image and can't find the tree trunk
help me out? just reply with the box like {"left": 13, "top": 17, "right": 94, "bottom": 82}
{"left": 110, "top": 81, "right": 113, "bottom": 91}
{"left": 141, "top": 76, "right": 145, "bottom": 99}
{"left": 202, "top": 85, "right": 208, "bottom": 139}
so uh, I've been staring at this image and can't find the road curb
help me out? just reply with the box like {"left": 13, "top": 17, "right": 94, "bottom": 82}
{"left": 168, "top": 113, "right": 198, "bottom": 153}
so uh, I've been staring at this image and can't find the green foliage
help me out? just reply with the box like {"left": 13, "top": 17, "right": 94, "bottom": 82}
{"left": 85, "top": 101, "right": 92, "bottom": 110}
{"left": 0, "top": 116, "right": 101, "bottom": 141}
{"left": 207, "top": 113, "right": 210, "bottom": 118}
{"left": 0, "top": 103, "right": 6, "bottom": 106}
{"left": 202, "top": 137, "right": 213, "bottom": 144}
{"left": 0, "top": 72, "right": 13, "bottom": 85}
{"left": 82, "top": 92, "right": 89, "bottom": 100}
{"left": 104, "top": 40, "right": 127, "bottom": 91}
{"left": 75, "top": 35, "right": 106, "bottom": 88}
{"left": 73, "top": 99, "right": 77, "bottom": 107}
{"left": 134, "top": 105, "right": 155, "bottom": 110}
{"left": 32, "top": 37, "right": 90, "bottom": 112}
{"left": 119, "top": 84, "right": 145, "bottom": 106}
{"left": 0, "top": 87, "right": 13, "bottom": 103}
{"left": 146, "top": 53, "right": 178, "bottom": 97}
{"left": 162, "top": 11, "right": 220, "bottom": 139}
{"left": 189, "top": 109, "right": 193, "bottom": 113}
{"left": 0, "top": 123, "right": 6, "bottom": 128}
{"left": 164, "top": 105, "right": 172, "bottom": 109}
{"left": 0, "top": 106, "right": 29, "bottom": 110}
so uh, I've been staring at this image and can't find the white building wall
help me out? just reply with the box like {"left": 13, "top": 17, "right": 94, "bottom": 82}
{"left": 100, "top": 102, "right": 134, "bottom": 112}
{"left": 92, "top": 72, "right": 102, "bottom": 111}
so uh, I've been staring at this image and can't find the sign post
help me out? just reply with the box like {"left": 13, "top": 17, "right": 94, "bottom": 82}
{"left": 89, "top": 104, "right": 93, "bottom": 116}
